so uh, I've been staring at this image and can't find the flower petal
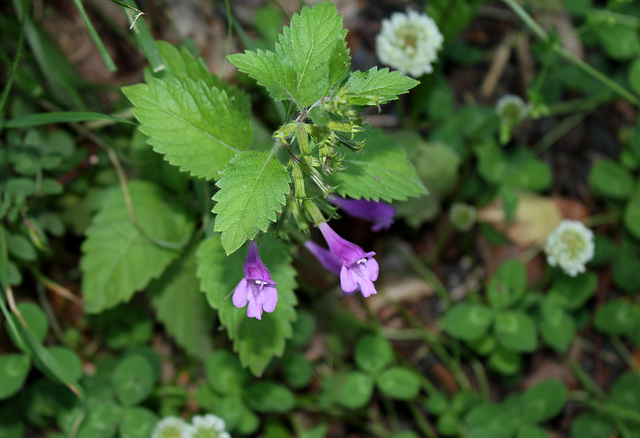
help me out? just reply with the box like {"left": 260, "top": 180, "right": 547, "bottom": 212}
{"left": 261, "top": 286, "right": 278, "bottom": 313}
{"left": 340, "top": 265, "right": 359, "bottom": 293}
{"left": 246, "top": 296, "right": 263, "bottom": 320}
{"left": 357, "top": 276, "right": 377, "bottom": 298}
{"left": 232, "top": 279, "right": 250, "bottom": 308}
{"left": 305, "top": 240, "right": 342, "bottom": 275}
{"left": 366, "top": 258, "right": 379, "bottom": 282}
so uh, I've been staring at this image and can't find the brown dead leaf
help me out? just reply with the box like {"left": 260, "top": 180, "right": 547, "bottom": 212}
{"left": 477, "top": 191, "right": 563, "bottom": 247}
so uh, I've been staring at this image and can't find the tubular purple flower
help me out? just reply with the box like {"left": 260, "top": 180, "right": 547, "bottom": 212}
{"left": 318, "top": 222, "right": 379, "bottom": 297}
{"left": 328, "top": 196, "right": 396, "bottom": 232}
{"left": 304, "top": 240, "right": 342, "bottom": 276}
{"left": 232, "top": 241, "right": 277, "bottom": 320}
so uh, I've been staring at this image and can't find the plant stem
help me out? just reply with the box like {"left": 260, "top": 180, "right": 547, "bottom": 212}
{"left": 407, "top": 402, "right": 438, "bottom": 438}
{"left": 503, "top": 0, "right": 639, "bottom": 106}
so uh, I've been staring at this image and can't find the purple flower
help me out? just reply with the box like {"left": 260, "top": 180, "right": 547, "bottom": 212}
{"left": 328, "top": 197, "right": 396, "bottom": 232}
{"left": 232, "top": 241, "right": 277, "bottom": 320}
{"left": 318, "top": 222, "right": 379, "bottom": 297}
{"left": 304, "top": 240, "right": 342, "bottom": 275}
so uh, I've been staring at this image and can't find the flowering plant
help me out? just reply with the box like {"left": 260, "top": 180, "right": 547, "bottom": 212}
{"left": 78, "top": 1, "right": 426, "bottom": 375}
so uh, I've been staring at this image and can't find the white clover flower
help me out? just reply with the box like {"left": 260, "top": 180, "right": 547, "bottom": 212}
{"left": 450, "top": 202, "right": 477, "bottom": 232}
{"left": 185, "top": 414, "right": 230, "bottom": 438}
{"left": 152, "top": 416, "right": 189, "bottom": 438}
{"left": 544, "top": 220, "right": 595, "bottom": 277}
{"left": 495, "top": 94, "right": 527, "bottom": 123}
{"left": 376, "top": 10, "right": 444, "bottom": 77}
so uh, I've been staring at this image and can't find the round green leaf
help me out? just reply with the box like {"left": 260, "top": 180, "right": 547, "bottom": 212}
{"left": 488, "top": 260, "right": 526, "bottom": 309}
{"left": 570, "top": 413, "right": 615, "bottom": 438}
{"left": 494, "top": 311, "right": 537, "bottom": 352}
{"left": 465, "top": 403, "right": 520, "bottom": 437}
{"left": 44, "top": 346, "right": 83, "bottom": 382}
{"left": 354, "top": 335, "right": 394, "bottom": 374}
{"left": 205, "top": 351, "right": 250, "bottom": 395}
{"left": 520, "top": 379, "right": 567, "bottom": 423}
{"left": 76, "top": 398, "right": 122, "bottom": 438}
{"left": 488, "top": 347, "right": 521, "bottom": 375}
{"left": 0, "top": 354, "right": 30, "bottom": 399}
{"left": 112, "top": 354, "right": 155, "bottom": 406}
{"left": 337, "top": 372, "right": 375, "bottom": 409}
{"left": 245, "top": 382, "right": 295, "bottom": 413}
{"left": 289, "top": 310, "right": 316, "bottom": 348}
{"left": 236, "top": 403, "right": 260, "bottom": 435}
{"left": 443, "top": 303, "right": 493, "bottom": 342}
{"left": 424, "top": 392, "right": 449, "bottom": 415}
{"left": 282, "top": 352, "right": 314, "bottom": 389}
{"left": 437, "top": 414, "right": 460, "bottom": 436}
{"left": 590, "top": 159, "right": 634, "bottom": 199}
{"left": 9, "top": 302, "right": 49, "bottom": 349}
{"left": 517, "top": 424, "right": 549, "bottom": 438}
{"left": 467, "top": 333, "right": 496, "bottom": 356}
{"left": 625, "top": 191, "right": 640, "bottom": 239}
{"left": 609, "top": 372, "right": 640, "bottom": 411}
{"left": 538, "top": 297, "right": 576, "bottom": 353}
{"left": 594, "top": 300, "right": 640, "bottom": 335}
{"left": 547, "top": 272, "right": 597, "bottom": 310}
{"left": 612, "top": 254, "right": 640, "bottom": 293}
{"left": 119, "top": 407, "right": 158, "bottom": 438}
{"left": 598, "top": 23, "right": 640, "bottom": 60}
{"left": 376, "top": 367, "right": 421, "bottom": 400}
{"left": 7, "top": 233, "right": 37, "bottom": 261}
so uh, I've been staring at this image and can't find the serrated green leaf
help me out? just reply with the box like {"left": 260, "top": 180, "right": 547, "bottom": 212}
{"left": 344, "top": 67, "right": 419, "bottom": 105}
{"left": 196, "top": 235, "right": 297, "bottom": 376}
{"left": 81, "top": 181, "right": 194, "bottom": 313}
{"left": 329, "top": 128, "right": 427, "bottom": 202}
{"left": 228, "top": 49, "right": 299, "bottom": 105}
{"left": 122, "top": 76, "right": 252, "bottom": 180}
{"left": 149, "top": 246, "right": 214, "bottom": 360}
{"left": 156, "top": 41, "right": 250, "bottom": 113}
{"left": 229, "top": 1, "right": 349, "bottom": 109}
{"left": 213, "top": 151, "right": 290, "bottom": 255}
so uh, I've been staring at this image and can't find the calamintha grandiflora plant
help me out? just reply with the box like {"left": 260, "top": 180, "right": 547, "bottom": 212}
{"left": 80, "top": 1, "right": 426, "bottom": 375}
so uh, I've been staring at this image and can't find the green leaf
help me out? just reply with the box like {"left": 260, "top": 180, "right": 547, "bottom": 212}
{"left": 624, "top": 191, "right": 640, "bottom": 239}
{"left": 487, "top": 259, "right": 526, "bottom": 310}
{"left": 337, "top": 372, "right": 374, "bottom": 409}
{"left": 9, "top": 301, "right": 49, "bottom": 348}
{"left": 112, "top": 354, "right": 156, "bottom": 406}
{"left": 245, "top": 382, "right": 295, "bottom": 413}
{"left": 487, "top": 347, "right": 521, "bottom": 375}
{"left": 156, "top": 41, "right": 250, "bottom": 113}
{"left": 229, "top": 1, "right": 349, "bottom": 109}
{"left": 282, "top": 352, "right": 314, "bottom": 389}
{"left": 213, "top": 151, "right": 290, "bottom": 255}
{"left": 149, "top": 246, "right": 214, "bottom": 359}
{"left": 629, "top": 58, "right": 640, "bottom": 96}
{"left": 354, "top": 335, "right": 394, "bottom": 375}
{"left": 612, "top": 254, "right": 640, "bottom": 293}
{"left": 2, "top": 112, "right": 135, "bottom": 129}
{"left": 119, "top": 407, "right": 158, "bottom": 438}
{"left": 538, "top": 297, "right": 575, "bottom": 353}
{"left": 81, "top": 181, "right": 194, "bottom": 313}
{"left": 570, "top": 414, "right": 615, "bottom": 438}
{"left": 0, "top": 354, "right": 31, "bottom": 399}
{"left": 376, "top": 367, "right": 421, "bottom": 400}
{"left": 597, "top": 23, "right": 640, "bottom": 60}
{"left": 590, "top": 159, "right": 634, "bottom": 199}
{"left": 41, "top": 346, "right": 83, "bottom": 383}
{"left": 122, "top": 75, "right": 252, "bottom": 180}
{"left": 520, "top": 379, "right": 567, "bottom": 423}
{"left": 517, "top": 424, "right": 549, "bottom": 438}
{"left": 608, "top": 372, "right": 640, "bottom": 411}
{"left": 7, "top": 233, "right": 37, "bottom": 261}
{"left": 547, "top": 272, "right": 597, "bottom": 310}
{"left": 329, "top": 127, "right": 427, "bottom": 202}
{"left": 75, "top": 398, "right": 122, "bottom": 438}
{"left": 477, "top": 145, "right": 551, "bottom": 191}
{"left": 594, "top": 299, "right": 640, "bottom": 335}
{"left": 344, "top": 67, "right": 419, "bottom": 105}
{"left": 443, "top": 303, "right": 493, "bottom": 342}
{"left": 205, "top": 351, "right": 251, "bottom": 395}
{"left": 494, "top": 311, "right": 537, "bottom": 352}
{"left": 196, "top": 235, "right": 298, "bottom": 376}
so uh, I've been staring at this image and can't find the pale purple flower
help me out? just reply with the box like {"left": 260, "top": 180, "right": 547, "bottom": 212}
{"left": 328, "top": 196, "right": 396, "bottom": 232}
{"left": 318, "top": 222, "right": 379, "bottom": 297}
{"left": 304, "top": 240, "right": 342, "bottom": 275}
{"left": 232, "top": 241, "right": 277, "bottom": 320}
